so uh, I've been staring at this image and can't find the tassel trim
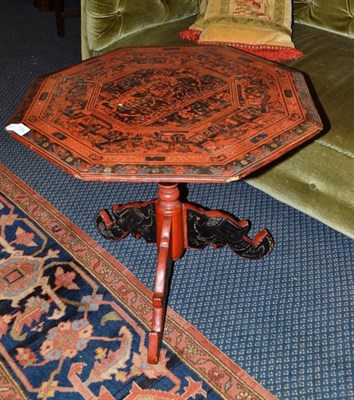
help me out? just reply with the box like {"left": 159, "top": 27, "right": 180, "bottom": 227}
{"left": 180, "top": 29, "right": 202, "bottom": 43}
{"left": 179, "top": 29, "right": 303, "bottom": 62}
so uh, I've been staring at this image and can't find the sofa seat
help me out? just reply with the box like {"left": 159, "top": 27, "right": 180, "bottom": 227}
{"left": 81, "top": 0, "right": 354, "bottom": 239}
{"left": 248, "top": 23, "right": 354, "bottom": 239}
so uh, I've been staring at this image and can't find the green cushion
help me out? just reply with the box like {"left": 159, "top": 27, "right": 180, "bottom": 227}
{"left": 294, "top": 0, "right": 354, "bottom": 37}
{"left": 82, "top": 0, "right": 200, "bottom": 58}
{"left": 89, "top": 16, "right": 198, "bottom": 56}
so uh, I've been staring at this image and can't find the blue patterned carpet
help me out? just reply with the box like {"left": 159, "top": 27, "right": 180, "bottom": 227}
{"left": 1, "top": 1, "right": 354, "bottom": 399}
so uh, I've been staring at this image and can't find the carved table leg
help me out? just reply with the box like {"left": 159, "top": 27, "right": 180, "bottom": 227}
{"left": 147, "top": 215, "right": 172, "bottom": 364}
{"left": 96, "top": 183, "right": 274, "bottom": 363}
{"left": 148, "top": 183, "right": 185, "bottom": 363}
{"left": 184, "top": 204, "right": 274, "bottom": 259}
{"left": 96, "top": 200, "right": 157, "bottom": 242}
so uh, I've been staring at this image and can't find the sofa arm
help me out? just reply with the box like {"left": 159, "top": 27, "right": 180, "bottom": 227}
{"left": 81, "top": 0, "right": 201, "bottom": 59}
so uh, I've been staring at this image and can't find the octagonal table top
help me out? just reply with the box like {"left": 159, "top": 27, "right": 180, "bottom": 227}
{"left": 8, "top": 46, "right": 322, "bottom": 183}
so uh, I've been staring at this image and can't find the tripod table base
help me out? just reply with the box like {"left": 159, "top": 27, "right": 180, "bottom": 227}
{"left": 96, "top": 183, "right": 274, "bottom": 363}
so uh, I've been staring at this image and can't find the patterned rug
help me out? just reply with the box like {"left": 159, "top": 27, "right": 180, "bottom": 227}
{"left": 0, "top": 163, "right": 275, "bottom": 399}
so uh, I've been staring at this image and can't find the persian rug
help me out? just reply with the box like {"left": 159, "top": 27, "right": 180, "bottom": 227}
{"left": 0, "top": 163, "right": 276, "bottom": 400}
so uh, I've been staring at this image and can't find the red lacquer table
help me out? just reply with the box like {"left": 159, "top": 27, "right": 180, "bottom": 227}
{"left": 8, "top": 46, "right": 322, "bottom": 363}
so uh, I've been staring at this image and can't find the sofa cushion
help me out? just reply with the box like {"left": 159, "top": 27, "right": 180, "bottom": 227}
{"left": 293, "top": 0, "right": 354, "bottom": 37}
{"left": 103, "top": 16, "right": 199, "bottom": 50}
{"left": 181, "top": 0, "right": 303, "bottom": 61}
{"left": 83, "top": 0, "right": 201, "bottom": 57}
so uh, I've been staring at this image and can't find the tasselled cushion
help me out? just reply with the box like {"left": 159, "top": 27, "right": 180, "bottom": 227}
{"left": 180, "top": 0, "right": 303, "bottom": 61}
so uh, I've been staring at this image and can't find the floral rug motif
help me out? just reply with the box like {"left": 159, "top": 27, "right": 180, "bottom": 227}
{"left": 0, "top": 164, "right": 275, "bottom": 400}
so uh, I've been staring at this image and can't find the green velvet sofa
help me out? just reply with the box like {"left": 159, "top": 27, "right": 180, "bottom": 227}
{"left": 81, "top": 0, "right": 354, "bottom": 239}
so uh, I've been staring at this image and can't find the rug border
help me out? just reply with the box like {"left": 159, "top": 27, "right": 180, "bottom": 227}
{"left": 0, "top": 163, "right": 277, "bottom": 400}
{"left": 0, "top": 360, "right": 27, "bottom": 400}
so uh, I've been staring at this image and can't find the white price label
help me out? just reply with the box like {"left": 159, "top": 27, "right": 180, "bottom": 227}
{"left": 5, "top": 123, "right": 30, "bottom": 136}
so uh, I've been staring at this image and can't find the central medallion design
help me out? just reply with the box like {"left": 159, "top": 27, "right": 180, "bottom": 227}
{"left": 94, "top": 67, "right": 232, "bottom": 127}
